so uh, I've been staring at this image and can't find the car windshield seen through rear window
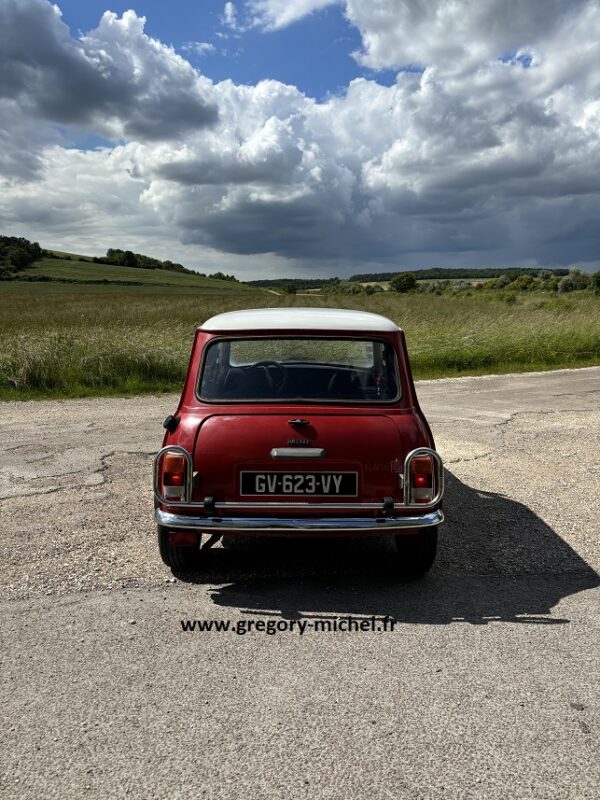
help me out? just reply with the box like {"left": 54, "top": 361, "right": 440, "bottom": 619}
{"left": 199, "top": 337, "right": 400, "bottom": 402}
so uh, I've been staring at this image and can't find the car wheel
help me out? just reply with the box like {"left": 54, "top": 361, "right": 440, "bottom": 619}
{"left": 157, "top": 525, "right": 202, "bottom": 571}
{"left": 393, "top": 526, "right": 438, "bottom": 578}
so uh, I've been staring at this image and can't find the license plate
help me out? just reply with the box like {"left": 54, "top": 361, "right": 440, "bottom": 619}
{"left": 240, "top": 471, "right": 357, "bottom": 496}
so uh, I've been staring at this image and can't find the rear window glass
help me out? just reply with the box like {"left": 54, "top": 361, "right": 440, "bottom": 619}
{"left": 199, "top": 337, "right": 400, "bottom": 403}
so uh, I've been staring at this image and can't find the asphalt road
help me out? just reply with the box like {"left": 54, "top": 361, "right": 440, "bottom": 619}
{"left": 1, "top": 368, "right": 599, "bottom": 799}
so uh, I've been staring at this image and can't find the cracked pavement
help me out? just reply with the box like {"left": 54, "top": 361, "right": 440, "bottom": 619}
{"left": 1, "top": 367, "right": 599, "bottom": 799}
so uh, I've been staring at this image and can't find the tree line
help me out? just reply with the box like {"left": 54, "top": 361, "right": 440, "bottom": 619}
{"left": 91, "top": 248, "right": 194, "bottom": 275}
{"left": 65, "top": 248, "right": 238, "bottom": 281}
{"left": 323, "top": 268, "right": 600, "bottom": 295}
{"left": 0, "top": 237, "right": 239, "bottom": 283}
{"left": 349, "top": 267, "right": 570, "bottom": 281}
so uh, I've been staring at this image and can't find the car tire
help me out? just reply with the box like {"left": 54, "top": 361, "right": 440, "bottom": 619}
{"left": 157, "top": 525, "right": 201, "bottom": 571}
{"left": 393, "top": 526, "right": 438, "bottom": 578}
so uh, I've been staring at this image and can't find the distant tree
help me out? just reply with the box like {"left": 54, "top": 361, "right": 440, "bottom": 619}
{"left": 591, "top": 271, "right": 600, "bottom": 293}
{"left": 123, "top": 250, "right": 138, "bottom": 268}
{"left": 5, "top": 247, "right": 30, "bottom": 270}
{"left": 390, "top": 272, "right": 417, "bottom": 293}
{"left": 285, "top": 284, "right": 297, "bottom": 294}
{"left": 0, "top": 236, "right": 43, "bottom": 278}
{"left": 106, "top": 248, "right": 123, "bottom": 264}
{"left": 210, "top": 271, "right": 238, "bottom": 282}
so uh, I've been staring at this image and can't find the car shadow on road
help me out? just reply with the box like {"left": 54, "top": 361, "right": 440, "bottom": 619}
{"left": 174, "top": 470, "right": 599, "bottom": 625}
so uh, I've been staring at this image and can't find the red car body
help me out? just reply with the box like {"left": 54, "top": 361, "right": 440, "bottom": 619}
{"left": 154, "top": 308, "right": 444, "bottom": 575}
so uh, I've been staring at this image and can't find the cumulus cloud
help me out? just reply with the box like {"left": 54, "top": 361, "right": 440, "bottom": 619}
{"left": 247, "top": 0, "right": 597, "bottom": 74}
{"left": 0, "top": 0, "right": 217, "bottom": 147}
{"left": 2, "top": 0, "right": 600, "bottom": 273}
{"left": 343, "top": 0, "right": 594, "bottom": 71}
{"left": 248, "top": 0, "right": 340, "bottom": 30}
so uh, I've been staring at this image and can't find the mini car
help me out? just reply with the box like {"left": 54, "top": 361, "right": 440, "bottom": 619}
{"left": 154, "top": 307, "right": 444, "bottom": 576}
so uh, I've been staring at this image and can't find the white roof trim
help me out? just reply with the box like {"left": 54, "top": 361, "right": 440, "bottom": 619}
{"left": 201, "top": 307, "right": 400, "bottom": 332}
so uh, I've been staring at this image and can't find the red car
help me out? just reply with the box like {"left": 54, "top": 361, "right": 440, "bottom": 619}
{"left": 154, "top": 308, "right": 444, "bottom": 576}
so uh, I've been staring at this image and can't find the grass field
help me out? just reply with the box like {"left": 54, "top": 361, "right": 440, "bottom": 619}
{"left": 20, "top": 256, "right": 258, "bottom": 291}
{"left": 1, "top": 272, "right": 599, "bottom": 399}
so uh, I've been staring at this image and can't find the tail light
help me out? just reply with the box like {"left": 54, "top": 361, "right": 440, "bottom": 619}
{"left": 410, "top": 456, "right": 433, "bottom": 503}
{"left": 403, "top": 448, "right": 443, "bottom": 506}
{"left": 155, "top": 447, "right": 191, "bottom": 503}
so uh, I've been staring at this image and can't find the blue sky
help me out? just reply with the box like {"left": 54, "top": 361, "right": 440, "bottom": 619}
{"left": 54, "top": 0, "right": 395, "bottom": 100}
{"left": 1, "top": 0, "right": 599, "bottom": 277}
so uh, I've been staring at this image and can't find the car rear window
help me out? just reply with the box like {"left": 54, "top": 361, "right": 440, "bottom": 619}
{"left": 198, "top": 337, "right": 400, "bottom": 402}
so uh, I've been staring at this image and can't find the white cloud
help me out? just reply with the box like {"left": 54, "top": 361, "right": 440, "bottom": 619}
{"left": 2, "top": 0, "right": 600, "bottom": 275}
{"left": 343, "top": 0, "right": 589, "bottom": 71}
{"left": 248, "top": 0, "right": 340, "bottom": 30}
{"left": 182, "top": 41, "right": 216, "bottom": 56}
{"left": 0, "top": 0, "right": 218, "bottom": 150}
{"left": 222, "top": 2, "right": 238, "bottom": 29}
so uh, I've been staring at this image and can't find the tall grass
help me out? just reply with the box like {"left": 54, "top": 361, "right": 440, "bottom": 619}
{"left": 0, "top": 282, "right": 598, "bottom": 399}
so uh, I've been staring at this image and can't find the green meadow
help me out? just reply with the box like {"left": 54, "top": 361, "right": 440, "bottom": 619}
{"left": 21, "top": 255, "right": 258, "bottom": 291}
{"left": 1, "top": 266, "right": 599, "bottom": 399}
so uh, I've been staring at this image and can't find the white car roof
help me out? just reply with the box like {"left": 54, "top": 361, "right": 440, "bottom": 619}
{"left": 201, "top": 307, "right": 400, "bottom": 332}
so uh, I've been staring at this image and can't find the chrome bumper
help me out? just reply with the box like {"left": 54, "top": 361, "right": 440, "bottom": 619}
{"left": 155, "top": 507, "right": 443, "bottom": 533}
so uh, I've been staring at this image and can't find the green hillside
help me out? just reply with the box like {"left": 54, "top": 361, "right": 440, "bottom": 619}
{"left": 21, "top": 255, "right": 256, "bottom": 292}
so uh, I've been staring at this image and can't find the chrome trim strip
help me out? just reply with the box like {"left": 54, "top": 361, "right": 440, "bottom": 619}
{"left": 156, "top": 508, "right": 444, "bottom": 532}
{"left": 271, "top": 447, "right": 326, "bottom": 459}
{"left": 218, "top": 500, "right": 388, "bottom": 510}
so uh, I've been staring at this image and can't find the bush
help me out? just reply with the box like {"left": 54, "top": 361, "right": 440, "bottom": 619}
{"left": 558, "top": 269, "right": 591, "bottom": 293}
{"left": 592, "top": 271, "right": 600, "bottom": 293}
{"left": 492, "top": 274, "right": 512, "bottom": 289}
{"left": 511, "top": 274, "right": 534, "bottom": 291}
{"left": 390, "top": 272, "right": 417, "bottom": 293}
